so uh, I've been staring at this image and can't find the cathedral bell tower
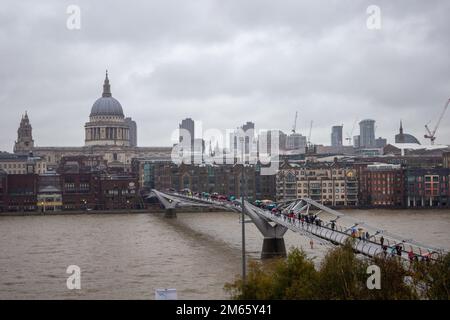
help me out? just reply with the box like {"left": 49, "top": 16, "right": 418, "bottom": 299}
{"left": 14, "top": 111, "right": 34, "bottom": 154}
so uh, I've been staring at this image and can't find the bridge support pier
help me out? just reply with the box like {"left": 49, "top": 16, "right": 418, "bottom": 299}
{"left": 261, "top": 238, "right": 286, "bottom": 259}
{"left": 164, "top": 208, "right": 177, "bottom": 218}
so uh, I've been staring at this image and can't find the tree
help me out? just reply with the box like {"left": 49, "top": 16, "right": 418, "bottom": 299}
{"left": 225, "top": 242, "right": 449, "bottom": 300}
{"left": 316, "top": 241, "right": 368, "bottom": 300}
{"left": 225, "top": 248, "right": 319, "bottom": 299}
{"left": 365, "top": 256, "right": 417, "bottom": 300}
{"left": 412, "top": 252, "right": 450, "bottom": 300}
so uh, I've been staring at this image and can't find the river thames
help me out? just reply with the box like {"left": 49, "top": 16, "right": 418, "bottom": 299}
{"left": 0, "top": 210, "right": 449, "bottom": 299}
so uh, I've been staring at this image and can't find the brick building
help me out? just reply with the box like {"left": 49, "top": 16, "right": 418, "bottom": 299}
{"left": 58, "top": 156, "right": 103, "bottom": 210}
{"left": 360, "top": 164, "right": 405, "bottom": 207}
{"left": 4, "top": 174, "right": 38, "bottom": 211}
{"left": 0, "top": 170, "right": 7, "bottom": 211}
{"left": 58, "top": 156, "right": 138, "bottom": 210}
{"left": 153, "top": 163, "right": 276, "bottom": 201}
{"left": 0, "top": 155, "right": 139, "bottom": 212}
{"left": 405, "top": 168, "right": 450, "bottom": 207}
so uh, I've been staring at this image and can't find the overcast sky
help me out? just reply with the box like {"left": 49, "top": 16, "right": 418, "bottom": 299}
{"left": 0, "top": 0, "right": 449, "bottom": 151}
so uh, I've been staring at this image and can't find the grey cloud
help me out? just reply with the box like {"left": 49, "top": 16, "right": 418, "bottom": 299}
{"left": 0, "top": 0, "right": 449, "bottom": 151}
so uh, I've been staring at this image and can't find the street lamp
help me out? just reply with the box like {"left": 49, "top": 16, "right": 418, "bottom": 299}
{"left": 240, "top": 137, "right": 247, "bottom": 283}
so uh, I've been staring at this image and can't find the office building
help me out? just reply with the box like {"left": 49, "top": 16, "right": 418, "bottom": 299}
{"left": 359, "top": 119, "right": 375, "bottom": 148}
{"left": 331, "top": 125, "right": 343, "bottom": 147}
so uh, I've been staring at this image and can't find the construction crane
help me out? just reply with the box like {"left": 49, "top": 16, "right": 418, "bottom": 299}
{"left": 345, "top": 119, "right": 358, "bottom": 146}
{"left": 424, "top": 98, "right": 450, "bottom": 145}
{"left": 292, "top": 111, "right": 298, "bottom": 134}
{"left": 307, "top": 120, "right": 313, "bottom": 147}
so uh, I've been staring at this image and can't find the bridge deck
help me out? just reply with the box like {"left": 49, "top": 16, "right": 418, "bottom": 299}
{"left": 151, "top": 190, "right": 444, "bottom": 261}
{"left": 251, "top": 205, "right": 389, "bottom": 259}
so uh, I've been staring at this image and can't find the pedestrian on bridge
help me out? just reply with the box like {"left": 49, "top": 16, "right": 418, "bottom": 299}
{"left": 396, "top": 245, "right": 403, "bottom": 257}
{"left": 408, "top": 249, "right": 415, "bottom": 262}
{"left": 380, "top": 236, "right": 384, "bottom": 246}
{"left": 382, "top": 245, "right": 388, "bottom": 257}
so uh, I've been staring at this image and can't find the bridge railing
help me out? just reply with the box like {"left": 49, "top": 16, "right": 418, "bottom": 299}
{"left": 158, "top": 190, "right": 445, "bottom": 261}
{"left": 262, "top": 206, "right": 443, "bottom": 261}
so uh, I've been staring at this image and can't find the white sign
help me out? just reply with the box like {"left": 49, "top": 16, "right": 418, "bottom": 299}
{"left": 155, "top": 288, "right": 177, "bottom": 300}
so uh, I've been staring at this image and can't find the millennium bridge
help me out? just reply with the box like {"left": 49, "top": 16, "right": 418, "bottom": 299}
{"left": 150, "top": 189, "right": 445, "bottom": 261}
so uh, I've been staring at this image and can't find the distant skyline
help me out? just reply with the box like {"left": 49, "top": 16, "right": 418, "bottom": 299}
{"left": 0, "top": 0, "right": 449, "bottom": 151}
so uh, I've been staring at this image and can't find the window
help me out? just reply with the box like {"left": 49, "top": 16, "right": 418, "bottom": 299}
{"left": 65, "top": 183, "right": 75, "bottom": 191}
{"left": 286, "top": 173, "right": 296, "bottom": 183}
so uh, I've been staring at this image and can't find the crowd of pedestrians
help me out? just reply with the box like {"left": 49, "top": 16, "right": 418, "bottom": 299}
{"left": 186, "top": 190, "right": 436, "bottom": 263}
{"left": 267, "top": 207, "right": 435, "bottom": 263}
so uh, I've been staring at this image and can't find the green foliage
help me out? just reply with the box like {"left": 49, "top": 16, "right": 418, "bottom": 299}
{"left": 225, "top": 242, "right": 449, "bottom": 300}
{"left": 427, "top": 253, "right": 450, "bottom": 299}
{"left": 317, "top": 241, "right": 368, "bottom": 299}
{"left": 366, "top": 256, "right": 418, "bottom": 300}
{"left": 411, "top": 252, "right": 450, "bottom": 300}
{"left": 271, "top": 248, "right": 319, "bottom": 299}
{"left": 224, "top": 248, "right": 318, "bottom": 299}
{"left": 224, "top": 260, "right": 277, "bottom": 300}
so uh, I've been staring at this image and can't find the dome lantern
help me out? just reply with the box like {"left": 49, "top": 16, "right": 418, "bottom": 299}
{"left": 89, "top": 71, "right": 124, "bottom": 118}
{"left": 102, "top": 70, "right": 112, "bottom": 97}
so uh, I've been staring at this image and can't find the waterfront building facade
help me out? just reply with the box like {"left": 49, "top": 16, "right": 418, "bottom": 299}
{"left": 360, "top": 164, "right": 405, "bottom": 207}
{"left": 132, "top": 158, "right": 171, "bottom": 192}
{"left": 153, "top": 163, "right": 276, "bottom": 201}
{"left": 0, "top": 170, "right": 6, "bottom": 210}
{"left": 276, "top": 162, "right": 359, "bottom": 206}
{"left": 405, "top": 168, "right": 450, "bottom": 207}
{"left": 1, "top": 174, "right": 38, "bottom": 212}
{"left": 0, "top": 152, "right": 47, "bottom": 175}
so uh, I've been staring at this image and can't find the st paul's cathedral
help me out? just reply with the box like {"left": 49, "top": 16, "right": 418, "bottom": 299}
{"left": 13, "top": 72, "right": 171, "bottom": 168}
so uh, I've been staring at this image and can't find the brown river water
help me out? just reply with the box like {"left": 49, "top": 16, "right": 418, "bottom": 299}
{"left": 0, "top": 209, "right": 449, "bottom": 299}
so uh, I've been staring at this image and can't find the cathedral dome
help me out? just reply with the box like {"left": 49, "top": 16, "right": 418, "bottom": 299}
{"left": 395, "top": 133, "right": 420, "bottom": 144}
{"left": 89, "top": 71, "right": 124, "bottom": 117}
{"left": 90, "top": 97, "right": 124, "bottom": 117}
{"left": 395, "top": 121, "right": 421, "bottom": 145}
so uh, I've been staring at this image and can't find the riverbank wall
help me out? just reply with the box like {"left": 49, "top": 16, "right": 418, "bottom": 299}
{"left": 0, "top": 206, "right": 225, "bottom": 217}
